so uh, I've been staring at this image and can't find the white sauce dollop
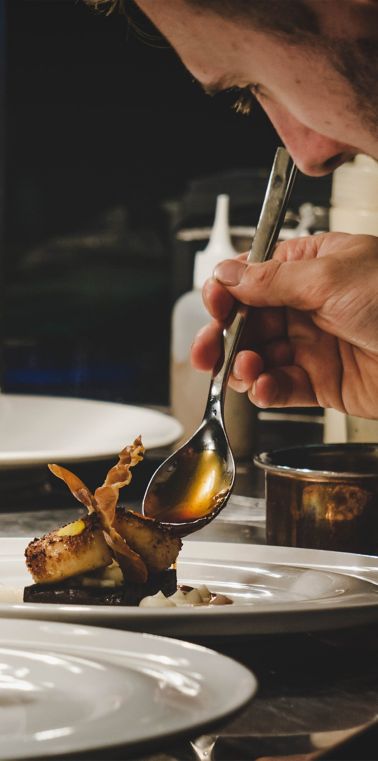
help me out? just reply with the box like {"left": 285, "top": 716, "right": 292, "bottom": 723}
{"left": 139, "top": 584, "right": 232, "bottom": 608}
{"left": 139, "top": 590, "right": 176, "bottom": 608}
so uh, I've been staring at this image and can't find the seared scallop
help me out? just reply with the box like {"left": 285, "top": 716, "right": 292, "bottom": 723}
{"left": 25, "top": 514, "right": 113, "bottom": 584}
{"left": 114, "top": 508, "right": 182, "bottom": 573}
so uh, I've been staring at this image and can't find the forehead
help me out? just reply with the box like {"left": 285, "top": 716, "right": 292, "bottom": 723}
{"left": 138, "top": 1, "right": 324, "bottom": 91}
{"left": 135, "top": 1, "right": 255, "bottom": 71}
{"left": 135, "top": 1, "right": 321, "bottom": 84}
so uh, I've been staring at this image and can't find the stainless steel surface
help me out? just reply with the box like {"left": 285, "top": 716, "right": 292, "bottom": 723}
{"left": 142, "top": 149, "right": 297, "bottom": 536}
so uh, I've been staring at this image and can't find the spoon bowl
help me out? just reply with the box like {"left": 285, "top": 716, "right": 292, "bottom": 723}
{"left": 143, "top": 148, "right": 297, "bottom": 535}
{"left": 143, "top": 400, "right": 235, "bottom": 536}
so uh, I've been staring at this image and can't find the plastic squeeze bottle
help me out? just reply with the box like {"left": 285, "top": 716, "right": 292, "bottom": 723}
{"left": 170, "top": 194, "right": 257, "bottom": 460}
{"left": 324, "top": 155, "right": 378, "bottom": 443}
{"left": 329, "top": 154, "right": 378, "bottom": 236}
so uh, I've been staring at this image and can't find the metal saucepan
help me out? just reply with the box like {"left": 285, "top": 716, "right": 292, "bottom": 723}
{"left": 254, "top": 443, "right": 378, "bottom": 555}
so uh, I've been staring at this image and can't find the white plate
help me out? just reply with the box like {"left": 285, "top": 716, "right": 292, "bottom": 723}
{"left": 0, "top": 618, "right": 256, "bottom": 759}
{"left": 0, "top": 394, "right": 182, "bottom": 466}
{"left": 1, "top": 539, "right": 378, "bottom": 636}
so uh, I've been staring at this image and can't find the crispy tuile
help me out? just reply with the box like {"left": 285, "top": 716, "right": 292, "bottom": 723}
{"left": 48, "top": 436, "right": 148, "bottom": 582}
{"left": 48, "top": 465, "right": 97, "bottom": 512}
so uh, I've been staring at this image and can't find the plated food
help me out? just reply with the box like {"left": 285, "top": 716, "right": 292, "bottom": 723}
{"left": 24, "top": 437, "right": 182, "bottom": 606}
{"left": 23, "top": 437, "right": 231, "bottom": 608}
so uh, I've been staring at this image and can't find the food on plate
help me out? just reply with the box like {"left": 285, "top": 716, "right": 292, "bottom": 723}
{"left": 139, "top": 585, "right": 233, "bottom": 607}
{"left": 24, "top": 437, "right": 182, "bottom": 606}
{"left": 22, "top": 436, "right": 233, "bottom": 608}
{"left": 113, "top": 507, "right": 181, "bottom": 573}
{"left": 25, "top": 514, "right": 113, "bottom": 585}
{"left": 23, "top": 564, "right": 178, "bottom": 606}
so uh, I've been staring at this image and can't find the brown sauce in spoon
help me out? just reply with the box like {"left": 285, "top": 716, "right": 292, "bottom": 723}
{"left": 144, "top": 449, "right": 229, "bottom": 524}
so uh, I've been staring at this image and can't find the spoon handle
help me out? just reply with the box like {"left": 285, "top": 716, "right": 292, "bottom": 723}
{"left": 207, "top": 148, "right": 297, "bottom": 409}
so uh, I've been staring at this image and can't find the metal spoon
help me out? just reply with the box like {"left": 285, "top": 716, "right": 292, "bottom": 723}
{"left": 143, "top": 148, "right": 297, "bottom": 536}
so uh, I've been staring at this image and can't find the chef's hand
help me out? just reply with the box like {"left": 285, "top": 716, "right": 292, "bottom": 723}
{"left": 191, "top": 232, "right": 378, "bottom": 419}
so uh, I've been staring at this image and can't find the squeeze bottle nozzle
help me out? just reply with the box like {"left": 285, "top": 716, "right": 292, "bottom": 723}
{"left": 193, "top": 194, "right": 237, "bottom": 289}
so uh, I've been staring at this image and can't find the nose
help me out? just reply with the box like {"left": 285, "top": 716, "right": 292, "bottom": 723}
{"left": 260, "top": 102, "right": 354, "bottom": 176}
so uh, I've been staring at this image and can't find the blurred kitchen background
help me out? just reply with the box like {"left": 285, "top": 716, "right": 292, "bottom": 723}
{"left": 2, "top": 0, "right": 331, "bottom": 423}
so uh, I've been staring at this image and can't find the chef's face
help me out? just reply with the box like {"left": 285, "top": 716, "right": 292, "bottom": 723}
{"left": 135, "top": 0, "right": 378, "bottom": 176}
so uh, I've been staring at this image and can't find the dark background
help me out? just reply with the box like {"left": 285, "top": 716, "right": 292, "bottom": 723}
{"left": 2, "top": 0, "right": 330, "bottom": 405}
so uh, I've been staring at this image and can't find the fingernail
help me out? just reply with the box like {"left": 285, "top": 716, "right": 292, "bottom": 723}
{"left": 214, "top": 260, "right": 246, "bottom": 286}
{"left": 251, "top": 381, "right": 257, "bottom": 396}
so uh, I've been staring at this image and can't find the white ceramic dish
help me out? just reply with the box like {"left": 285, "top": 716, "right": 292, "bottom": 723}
{"left": 0, "top": 394, "right": 182, "bottom": 467}
{"left": 1, "top": 540, "right": 377, "bottom": 636}
{"left": 0, "top": 617, "right": 256, "bottom": 760}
